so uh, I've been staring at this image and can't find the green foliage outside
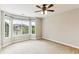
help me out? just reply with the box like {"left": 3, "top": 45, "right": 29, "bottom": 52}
{"left": 22, "top": 25, "right": 29, "bottom": 34}
{"left": 32, "top": 26, "right": 35, "bottom": 34}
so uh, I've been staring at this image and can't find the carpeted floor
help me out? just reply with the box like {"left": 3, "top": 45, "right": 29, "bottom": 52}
{"left": 0, "top": 39, "right": 79, "bottom": 54}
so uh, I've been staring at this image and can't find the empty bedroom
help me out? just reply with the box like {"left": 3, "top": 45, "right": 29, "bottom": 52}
{"left": 0, "top": 4, "right": 79, "bottom": 54}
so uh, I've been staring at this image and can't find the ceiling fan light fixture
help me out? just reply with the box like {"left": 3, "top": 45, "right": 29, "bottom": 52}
{"left": 41, "top": 10, "right": 47, "bottom": 14}
{"left": 35, "top": 4, "right": 54, "bottom": 15}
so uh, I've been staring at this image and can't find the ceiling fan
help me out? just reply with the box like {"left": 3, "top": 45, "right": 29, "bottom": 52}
{"left": 35, "top": 4, "right": 54, "bottom": 14}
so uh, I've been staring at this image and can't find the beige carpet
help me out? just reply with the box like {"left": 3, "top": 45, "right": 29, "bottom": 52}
{"left": 0, "top": 39, "right": 79, "bottom": 54}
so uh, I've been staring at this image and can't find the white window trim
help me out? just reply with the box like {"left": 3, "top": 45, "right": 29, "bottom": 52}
{"left": 4, "top": 12, "right": 36, "bottom": 39}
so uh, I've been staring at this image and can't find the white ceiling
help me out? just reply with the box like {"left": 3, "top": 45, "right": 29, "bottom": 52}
{"left": 0, "top": 4, "right": 79, "bottom": 17}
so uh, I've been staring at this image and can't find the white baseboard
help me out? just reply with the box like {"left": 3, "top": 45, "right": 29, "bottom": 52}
{"left": 2, "top": 41, "right": 13, "bottom": 48}
{"left": 42, "top": 37, "right": 79, "bottom": 49}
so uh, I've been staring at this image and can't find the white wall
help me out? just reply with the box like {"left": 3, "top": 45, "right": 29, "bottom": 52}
{"left": 36, "top": 18, "right": 42, "bottom": 40}
{"left": 0, "top": 10, "right": 2, "bottom": 50}
{"left": 42, "top": 8, "right": 79, "bottom": 48}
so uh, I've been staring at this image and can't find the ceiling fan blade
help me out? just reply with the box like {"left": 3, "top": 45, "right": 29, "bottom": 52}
{"left": 47, "top": 10, "right": 54, "bottom": 12}
{"left": 35, "top": 10, "right": 42, "bottom": 12}
{"left": 36, "top": 5, "right": 41, "bottom": 9}
{"left": 48, "top": 4, "right": 54, "bottom": 8}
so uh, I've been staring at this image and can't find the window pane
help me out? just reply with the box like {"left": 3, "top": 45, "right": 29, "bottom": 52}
{"left": 31, "top": 21, "right": 36, "bottom": 34}
{"left": 22, "top": 20, "right": 29, "bottom": 34}
{"left": 32, "top": 25, "right": 35, "bottom": 34}
{"left": 5, "top": 19, "right": 9, "bottom": 37}
{"left": 13, "top": 19, "right": 22, "bottom": 36}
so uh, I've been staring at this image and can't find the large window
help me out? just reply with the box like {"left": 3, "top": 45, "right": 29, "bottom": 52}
{"left": 22, "top": 20, "right": 29, "bottom": 34}
{"left": 13, "top": 19, "right": 30, "bottom": 36}
{"left": 5, "top": 17, "right": 10, "bottom": 37}
{"left": 31, "top": 21, "right": 36, "bottom": 34}
{"left": 13, "top": 19, "right": 22, "bottom": 36}
{"left": 5, "top": 15, "right": 36, "bottom": 37}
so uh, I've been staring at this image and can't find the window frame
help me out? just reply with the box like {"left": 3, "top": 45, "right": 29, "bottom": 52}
{"left": 13, "top": 19, "right": 30, "bottom": 37}
{"left": 30, "top": 20, "right": 36, "bottom": 35}
{"left": 4, "top": 13, "right": 36, "bottom": 38}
